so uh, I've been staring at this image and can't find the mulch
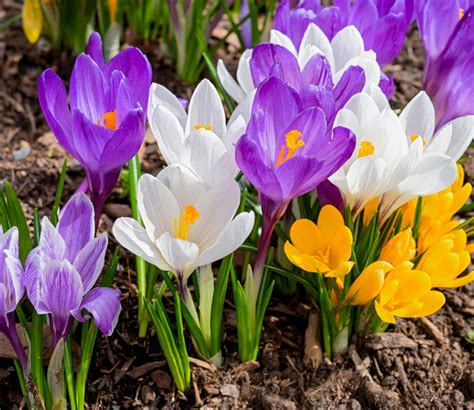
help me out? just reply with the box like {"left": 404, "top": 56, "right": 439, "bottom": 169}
{"left": 0, "top": 2, "right": 473, "bottom": 408}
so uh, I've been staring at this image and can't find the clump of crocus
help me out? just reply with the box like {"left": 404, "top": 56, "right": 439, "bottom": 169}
{"left": 416, "top": 1, "right": 474, "bottom": 127}
{"left": 0, "top": 227, "right": 27, "bottom": 371}
{"left": 25, "top": 193, "right": 121, "bottom": 346}
{"left": 38, "top": 32, "right": 151, "bottom": 225}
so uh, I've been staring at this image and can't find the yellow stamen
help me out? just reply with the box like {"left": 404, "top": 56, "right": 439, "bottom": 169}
{"left": 459, "top": 8, "right": 464, "bottom": 19}
{"left": 275, "top": 129, "right": 304, "bottom": 167}
{"left": 358, "top": 140, "right": 375, "bottom": 158}
{"left": 173, "top": 205, "right": 200, "bottom": 241}
{"left": 194, "top": 124, "right": 212, "bottom": 131}
{"left": 410, "top": 134, "right": 426, "bottom": 145}
{"left": 96, "top": 110, "right": 117, "bottom": 131}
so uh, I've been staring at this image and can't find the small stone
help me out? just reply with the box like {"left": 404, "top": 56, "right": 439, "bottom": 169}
{"left": 151, "top": 369, "right": 172, "bottom": 390}
{"left": 141, "top": 385, "right": 155, "bottom": 403}
{"left": 220, "top": 384, "right": 239, "bottom": 398}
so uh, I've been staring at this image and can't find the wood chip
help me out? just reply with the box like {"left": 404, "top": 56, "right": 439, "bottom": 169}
{"left": 189, "top": 357, "right": 217, "bottom": 373}
{"left": 127, "top": 361, "right": 166, "bottom": 379}
{"left": 418, "top": 317, "right": 446, "bottom": 345}
{"left": 365, "top": 332, "right": 418, "bottom": 350}
{"left": 230, "top": 360, "right": 260, "bottom": 375}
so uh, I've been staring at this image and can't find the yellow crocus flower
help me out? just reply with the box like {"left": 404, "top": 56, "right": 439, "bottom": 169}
{"left": 417, "top": 229, "right": 473, "bottom": 288}
{"left": 345, "top": 261, "right": 393, "bottom": 305}
{"left": 380, "top": 229, "right": 416, "bottom": 267}
{"left": 374, "top": 267, "right": 445, "bottom": 324}
{"left": 22, "top": 0, "right": 43, "bottom": 44}
{"left": 284, "top": 205, "right": 354, "bottom": 277}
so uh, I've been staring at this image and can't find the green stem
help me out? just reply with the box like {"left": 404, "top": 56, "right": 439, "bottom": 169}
{"left": 128, "top": 156, "right": 149, "bottom": 337}
{"left": 75, "top": 324, "right": 98, "bottom": 410}
{"left": 64, "top": 338, "right": 76, "bottom": 410}
{"left": 31, "top": 313, "right": 48, "bottom": 406}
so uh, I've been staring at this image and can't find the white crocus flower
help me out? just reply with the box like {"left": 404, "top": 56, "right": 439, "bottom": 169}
{"left": 217, "top": 24, "right": 382, "bottom": 104}
{"left": 399, "top": 91, "right": 474, "bottom": 162}
{"left": 330, "top": 92, "right": 457, "bottom": 220}
{"left": 148, "top": 79, "right": 250, "bottom": 188}
{"left": 113, "top": 166, "right": 255, "bottom": 290}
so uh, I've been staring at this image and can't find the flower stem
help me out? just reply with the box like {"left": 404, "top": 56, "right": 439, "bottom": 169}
{"left": 128, "top": 156, "right": 149, "bottom": 337}
{"left": 64, "top": 337, "right": 76, "bottom": 410}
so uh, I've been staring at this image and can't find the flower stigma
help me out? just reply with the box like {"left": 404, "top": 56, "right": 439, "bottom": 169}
{"left": 173, "top": 205, "right": 200, "bottom": 240}
{"left": 276, "top": 129, "right": 305, "bottom": 167}
{"left": 96, "top": 109, "right": 117, "bottom": 130}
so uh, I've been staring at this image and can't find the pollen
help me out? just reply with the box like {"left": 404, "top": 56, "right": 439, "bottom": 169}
{"left": 358, "top": 141, "right": 375, "bottom": 158}
{"left": 276, "top": 129, "right": 305, "bottom": 167}
{"left": 194, "top": 124, "right": 212, "bottom": 131}
{"left": 173, "top": 205, "right": 200, "bottom": 241}
{"left": 96, "top": 110, "right": 117, "bottom": 131}
{"left": 459, "top": 8, "right": 464, "bottom": 19}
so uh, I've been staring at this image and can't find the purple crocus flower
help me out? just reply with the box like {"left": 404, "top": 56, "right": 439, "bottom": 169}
{"left": 274, "top": 0, "right": 412, "bottom": 67}
{"left": 250, "top": 43, "right": 365, "bottom": 123}
{"left": 416, "top": 1, "right": 474, "bottom": 127}
{"left": 38, "top": 32, "right": 152, "bottom": 226}
{"left": 25, "top": 193, "right": 121, "bottom": 346}
{"left": 0, "top": 227, "right": 27, "bottom": 371}
{"left": 235, "top": 77, "right": 355, "bottom": 275}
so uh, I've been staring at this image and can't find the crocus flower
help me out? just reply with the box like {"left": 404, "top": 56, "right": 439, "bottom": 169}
{"left": 345, "top": 261, "right": 393, "bottom": 306}
{"left": 0, "top": 227, "right": 27, "bottom": 371}
{"left": 374, "top": 266, "right": 445, "bottom": 323}
{"left": 416, "top": 1, "right": 474, "bottom": 127}
{"left": 112, "top": 166, "right": 255, "bottom": 297}
{"left": 148, "top": 79, "right": 247, "bottom": 188}
{"left": 38, "top": 32, "right": 151, "bottom": 225}
{"left": 417, "top": 230, "right": 474, "bottom": 288}
{"left": 218, "top": 23, "right": 384, "bottom": 104}
{"left": 379, "top": 229, "right": 416, "bottom": 267}
{"left": 273, "top": 0, "right": 412, "bottom": 67}
{"left": 284, "top": 205, "right": 355, "bottom": 277}
{"left": 236, "top": 77, "right": 355, "bottom": 274}
{"left": 25, "top": 193, "right": 121, "bottom": 346}
{"left": 398, "top": 91, "right": 474, "bottom": 162}
{"left": 330, "top": 91, "right": 457, "bottom": 219}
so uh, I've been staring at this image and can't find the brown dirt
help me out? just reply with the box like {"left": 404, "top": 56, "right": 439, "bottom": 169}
{"left": 0, "top": 2, "right": 473, "bottom": 408}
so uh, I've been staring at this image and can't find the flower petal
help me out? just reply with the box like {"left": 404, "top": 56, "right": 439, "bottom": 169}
{"left": 112, "top": 217, "right": 171, "bottom": 271}
{"left": 73, "top": 233, "right": 108, "bottom": 294}
{"left": 72, "top": 287, "right": 121, "bottom": 336}
{"left": 57, "top": 193, "right": 95, "bottom": 262}
{"left": 196, "top": 211, "right": 255, "bottom": 266}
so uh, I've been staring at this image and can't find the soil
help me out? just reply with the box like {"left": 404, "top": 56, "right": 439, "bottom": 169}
{"left": 0, "top": 2, "right": 473, "bottom": 408}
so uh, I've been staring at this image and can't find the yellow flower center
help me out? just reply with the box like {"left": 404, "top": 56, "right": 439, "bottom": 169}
{"left": 194, "top": 124, "right": 212, "bottom": 131}
{"left": 410, "top": 134, "right": 426, "bottom": 145}
{"left": 96, "top": 110, "right": 117, "bottom": 131}
{"left": 276, "top": 129, "right": 305, "bottom": 167}
{"left": 459, "top": 8, "right": 464, "bottom": 19}
{"left": 173, "top": 205, "right": 200, "bottom": 241}
{"left": 358, "top": 140, "right": 375, "bottom": 157}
